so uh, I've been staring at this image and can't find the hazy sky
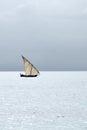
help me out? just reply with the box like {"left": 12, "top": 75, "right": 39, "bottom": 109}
{"left": 0, "top": 0, "right": 87, "bottom": 71}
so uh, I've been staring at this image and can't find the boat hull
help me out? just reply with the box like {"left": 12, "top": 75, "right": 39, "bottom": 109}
{"left": 20, "top": 74, "right": 38, "bottom": 77}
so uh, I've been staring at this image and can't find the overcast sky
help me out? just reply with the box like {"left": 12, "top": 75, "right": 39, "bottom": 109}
{"left": 0, "top": 0, "right": 87, "bottom": 71}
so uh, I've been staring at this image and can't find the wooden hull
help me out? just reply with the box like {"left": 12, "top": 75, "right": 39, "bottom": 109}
{"left": 20, "top": 74, "right": 38, "bottom": 77}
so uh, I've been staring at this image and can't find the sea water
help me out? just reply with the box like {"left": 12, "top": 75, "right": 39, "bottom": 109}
{"left": 0, "top": 71, "right": 87, "bottom": 130}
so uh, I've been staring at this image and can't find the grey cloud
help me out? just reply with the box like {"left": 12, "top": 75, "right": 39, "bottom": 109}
{"left": 1, "top": 0, "right": 87, "bottom": 21}
{"left": 0, "top": 0, "right": 87, "bottom": 70}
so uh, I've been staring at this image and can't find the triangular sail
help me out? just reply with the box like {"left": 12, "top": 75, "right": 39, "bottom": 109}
{"left": 22, "top": 56, "right": 39, "bottom": 76}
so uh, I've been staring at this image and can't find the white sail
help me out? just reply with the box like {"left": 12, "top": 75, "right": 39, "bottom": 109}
{"left": 22, "top": 56, "right": 39, "bottom": 76}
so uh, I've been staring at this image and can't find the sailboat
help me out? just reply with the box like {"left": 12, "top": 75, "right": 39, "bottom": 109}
{"left": 20, "top": 56, "right": 40, "bottom": 77}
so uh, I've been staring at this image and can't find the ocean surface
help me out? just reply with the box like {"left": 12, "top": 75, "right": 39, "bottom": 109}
{"left": 0, "top": 71, "right": 87, "bottom": 130}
